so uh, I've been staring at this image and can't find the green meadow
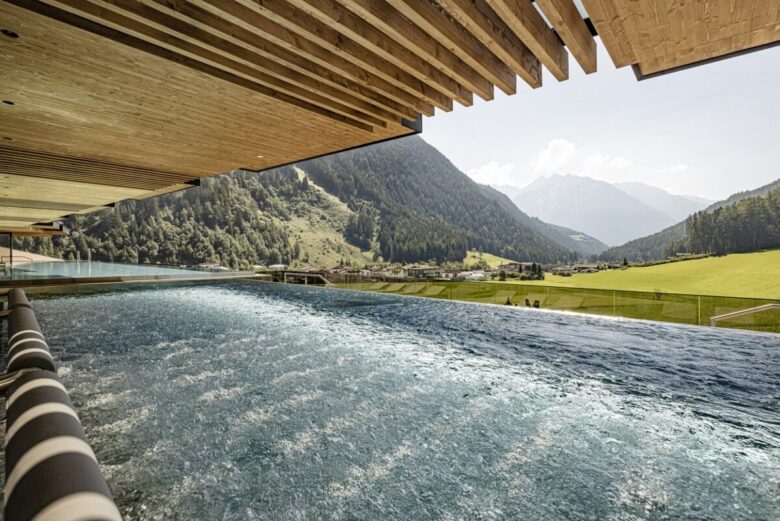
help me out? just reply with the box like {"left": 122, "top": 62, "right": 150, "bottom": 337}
{"left": 338, "top": 251, "right": 780, "bottom": 333}
{"left": 463, "top": 250, "right": 516, "bottom": 269}
{"left": 520, "top": 249, "right": 780, "bottom": 300}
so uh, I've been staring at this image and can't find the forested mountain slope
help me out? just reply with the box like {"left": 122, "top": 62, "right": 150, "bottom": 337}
{"left": 297, "top": 136, "right": 575, "bottom": 263}
{"left": 16, "top": 168, "right": 367, "bottom": 268}
{"left": 600, "top": 178, "right": 780, "bottom": 261}
{"left": 18, "top": 137, "right": 576, "bottom": 267}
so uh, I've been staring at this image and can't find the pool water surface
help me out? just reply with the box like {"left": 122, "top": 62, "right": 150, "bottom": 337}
{"left": 10, "top": 282, "right": 779, "bottom": 520}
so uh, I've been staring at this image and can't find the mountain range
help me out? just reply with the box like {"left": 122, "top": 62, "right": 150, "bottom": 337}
{"left": 600, "top": 177, "right": 780, "bottom": 261}
{"left": 501, "top": 174, "right": 710, "bottom": 246}
{"left": 19, "top": 137, "right": 603, "bottom": 267}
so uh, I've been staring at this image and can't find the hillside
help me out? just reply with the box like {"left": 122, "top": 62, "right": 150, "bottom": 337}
{"left": 479, "top": 185, "right": 607, "bottom": 257}
{"left": 602, "top": 178, "right": 780, "bottom": 261}
{"left": 463, "top": 250, "right": 516, "bottom": 269}
{"left": 511, "top": 174, "right": 676, "bottom": 245}
{"left": 298, "top": 136, "right": 574, "bottom": 263}
{"left": 520, "top": 250, "right": 780, "bottom": 299}
{"left": 16, "top": 168, "right": 370, "bottom": 269}
{"left": 17, "top": 137, "right": 576, "bottom": 268}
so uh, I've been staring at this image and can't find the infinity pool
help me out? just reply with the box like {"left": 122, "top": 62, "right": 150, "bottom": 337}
{"left": 15, "top": 282, "right": 780, "bottom": 520}
{"left": 1, "top": 261, "right": 209, "bottom": 280}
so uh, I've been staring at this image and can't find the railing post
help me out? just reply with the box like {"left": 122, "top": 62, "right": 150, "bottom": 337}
{"left": 698, "top": 296, "right": 702, "bottom": 326}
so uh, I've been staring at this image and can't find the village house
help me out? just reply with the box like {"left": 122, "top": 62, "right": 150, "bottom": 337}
{"left": 573, "top": 263, "right": 602, "bottom": 273}
{"left": 459, "top": 270, "right": 489, "bottom": 281}
{"left": 551, "top": 265, "right": 576, "bottom": 276}
{"left": 496, "top": 261, "right": 522, "bottom": 273}
{"left": 407, "top": 265, "right": 442, "bottom": 280}
{"left": 379, "top": 265, "right": 408, "bottom": 279}
{"left": 496, "top": 261, "right": 540, "bottom": 274}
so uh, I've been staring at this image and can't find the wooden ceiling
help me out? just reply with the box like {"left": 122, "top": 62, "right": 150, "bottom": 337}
{"left": 0, "top": 0, "right": 777, "bottom": 234}
{"left": 584, "top": 0, "right": 780, "bottom": 78}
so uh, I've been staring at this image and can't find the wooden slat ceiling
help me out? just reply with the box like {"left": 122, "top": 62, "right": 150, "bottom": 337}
{"left": 0, "top": 0, "right": 777, "bottom": 234}
{"left": 584, "top": 0, "right": 780, "bottom": 77}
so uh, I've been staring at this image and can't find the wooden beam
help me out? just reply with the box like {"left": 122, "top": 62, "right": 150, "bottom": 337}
{"left": 189, "top": 0, "right": 435, "bottom": 116}
{"left": 232, "top": 0, "right": 454, "bottom": 112}
{"left": 386, "top": 0, "right": 517, "bottom": 95}
{"left": 0, "top": 145, "right": 194, "bottom": 190}
{"left": 578, "top": 0, "right": 635, "bottom": 69}
{"left": 289, "top": 0, "right": 474, "bottom": 107}
{"left": 0, "top": 174, "right": 152, "bottom": 207}
{"left": 0, "top": 208, "right": 69, "bottom": 221}
{"left": 487, "top": 0, "right": 569, "bottom": 81}
{"left": 436, "top": 0, "right": 541, "bottom": 88}
{"left": 96, "top": 0, "right": 399, "bottom": 126}
{"left": 536, "top": 0, "right": 596, "bottom": 73}
{"left": 143, "top": 0, "right": 418, "bottom": 121}
{"left": 43, "top": 0, "right": 384, "bottom": 130}
{"left": 339, "top": 0, "right": 494, "bottom": 100}
{"left": 13, "top": 0, "right": 375, "bottom": 131}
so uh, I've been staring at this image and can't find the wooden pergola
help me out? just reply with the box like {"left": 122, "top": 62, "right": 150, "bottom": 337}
{"left": 1, "top": 0, "right": 778, "bottom": 234}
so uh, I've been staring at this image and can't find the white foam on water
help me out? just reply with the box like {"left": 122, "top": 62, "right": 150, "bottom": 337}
{"left": 84, "top": 390, "right": 132, "bottom": 409}
{"left": 197, "top": 386, "right": 247, "bottom": 403}
{"left": 93, "top": 405, "right": 152, "bottom": 435}
{"left": 173, "top": 369, "right": 235, "bottom": 385}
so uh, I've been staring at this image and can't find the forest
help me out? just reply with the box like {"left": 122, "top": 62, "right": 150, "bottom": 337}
{"left": 299, "top": 136, "right": 574, "bottom": 263}
{"left": 15, "top": 169, "right": 306, "bottom": 269}
{"left": 669, "top": 189, "right": 780, "bottom": 256}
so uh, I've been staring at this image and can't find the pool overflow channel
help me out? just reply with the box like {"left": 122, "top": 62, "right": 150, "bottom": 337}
{"left": 0, "top": 289, "right": 121, "bottom": 521}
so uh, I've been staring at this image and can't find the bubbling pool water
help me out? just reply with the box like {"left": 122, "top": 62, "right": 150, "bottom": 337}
{"left": 12, "top": 282, "right": 780, "bottom": 520}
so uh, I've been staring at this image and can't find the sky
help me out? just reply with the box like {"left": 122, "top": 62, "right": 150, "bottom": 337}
{"left": 420, "top": 42, "right": 780, "bottom": 201}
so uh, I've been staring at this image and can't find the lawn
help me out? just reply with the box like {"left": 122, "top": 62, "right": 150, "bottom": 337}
{"left": 463, "top": 250, "right": 516, "bottom": 269}
{"left": 515, "top": 250, "right": 780, "bottom": 299}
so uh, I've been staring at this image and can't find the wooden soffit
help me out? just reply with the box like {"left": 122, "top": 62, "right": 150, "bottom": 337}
{"left": 0, "top": 0, "right": 778, "bottom": 233}
{"left": 583, "top": 0, "right": 780, "bottom": 77}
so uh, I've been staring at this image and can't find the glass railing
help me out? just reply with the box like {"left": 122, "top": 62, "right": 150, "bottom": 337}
{"left": 335, "top": 280, "right": 780, "bottom": 334}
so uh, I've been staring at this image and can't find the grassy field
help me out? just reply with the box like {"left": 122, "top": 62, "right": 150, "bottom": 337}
{"left": 337, "top": 279, "right": 780, "bottom": 333}
{"left": 463, "top": 250, "right": 516, "bottom": 269}
{"left": 284, "top": 169, "right": 373, "bottom": 269}
{"left": 510, "top": 250, "right": 780, "bottom": 299}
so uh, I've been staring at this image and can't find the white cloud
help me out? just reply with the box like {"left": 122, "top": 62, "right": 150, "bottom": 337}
{"left": 578, "top": 153, "right": 632, "bottom": 180}
{"left": 466, "top": 161, "right": 517, "bottom": 186}
{"left": 531, "top": 138, "right": 576, "bottom": 174}
{"left": 655, "top": 164, "right": 689, "bottom": 175}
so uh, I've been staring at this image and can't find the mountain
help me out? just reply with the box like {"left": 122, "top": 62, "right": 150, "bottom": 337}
{"left": 297, "top": 136, "right": 574, "bottom": 263}
{"left": 614, "top": 182, "right": 711, "bottom": 221}
{"left": 17, "top": 168, "right": 371, "bottom": 269}
{"left": 600, "top": 178, "right": 780, "bottom": 261}
{"left": 18, "top": 137, "right": 576, "bottom": 267}
{"left": 509, "top": 174, "right": 677, "bottom": 246}
{"left": 479, "top": 185, "right": 608, "bottom": 257}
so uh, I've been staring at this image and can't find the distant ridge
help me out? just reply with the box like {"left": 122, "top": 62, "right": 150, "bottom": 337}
{"left": 600, "top": 177, "right": 780, "bottom": 261}
{"left": 613, "top": 182, "right": 711, "bottom": 221}
{"left": 479, "top": 185, "right": 608, "bottom": 257}
{"left": 509, "top": 174, "right": 676, "bottom": 246}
